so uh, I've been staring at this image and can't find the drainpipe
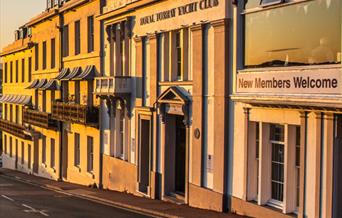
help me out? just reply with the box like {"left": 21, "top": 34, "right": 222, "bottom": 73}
{"left": 58, "top": 9, "right": 64, "bottom": 181}
{"left": 98, "top": 0, "right": 106, "bottom": 189}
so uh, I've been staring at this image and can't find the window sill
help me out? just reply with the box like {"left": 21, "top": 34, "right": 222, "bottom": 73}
{"left": 86, "top": 171, "right": 95, "bottom": 179}
{"left": 267, "top": 199, "right": 283, "bottom": 210}
{"left": 73, "top": 166, "right": 81, "bottom": 173}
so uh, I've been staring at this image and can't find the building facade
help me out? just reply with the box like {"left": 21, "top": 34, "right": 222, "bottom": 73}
{"left": 1, "top": 27, "right": 34, "bottom": 175}
{"left": 96, "top": 0, "right": 232, "bottom": 211}
{"left": 231, "top": 0, "right": 342, "bottom": 218}
{"left": 0, "top": 0, "right": 103, "bottom": 187}
{"left": 2, "top": 0, "right": 341, "bottom": 217}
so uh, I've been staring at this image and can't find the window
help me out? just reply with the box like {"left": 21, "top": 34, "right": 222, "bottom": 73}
{"left": 15, "top": 105, "right": 19, "bottom": 123}
{"left": 21, "top": 58, "right": 25, "bottom": 82}
{"left": 35, "top": 44, "right": 39, "bottom": 70}
{"left": 119, "top": 107, "right": 125, "bottom": 159}
{"left": 50, "top": 139, "right": 55, "bottom": 169}
{"left": 9, "top": 105, "right": 13, "bottom": 122}
{"left": 51, "top": 38, "right": 56, "bottom": 68}
{"left": 295, "top": 126, "right": 301, "bottom": 208}
{"left": 43, "top": 41, "right": 47, "bottom": 69}
{"left": 75, "top": 81, "right": 80, "bottom": 104}
{"left": 28, "top": 57, "right": 32, "bottom": 82}
{"left": 175, "top": 31, "right": 182, "bottom": 80}
{"left": 9, "top": 136, "right": 12, "bottom": 158}
{"left": 63, "top": 25, "right": 69, "bottom": 57}
{"left": 256, "top": 122, "right": 260, "bottom": 199}
{"left": 87, "top": 136, "right": 94, "bottom": 172}
{"left": 28, "top": 144, "right": 31, "bottom": 169}
{"left": 9, "top": 61, "right": 13, "bottom": 83}
{"left": 42, "top": 135, "right": 46, "bottom": 165}
{"left": 15, "top": 60, "right": 19, "bottom": 83}
{"left": 120, "top": 22, "right": 125, "bottom": 74}
{"left": 270, "top": 124, "right": 285, "bottom": 205}
{"left": 4, "top": 104, "right": 7, "bottom": 120}
{"left": 74, "top": 133, "right": 80, "bottom": 167}
{"left": 75, "top": 20, "right": 81, "bottom": 55}
{"left": 4, "top": 135, "right": 7, "bottom": 154}
{"left": 4, "top": 63, "right": 7, "bottom": 83}
{"left": 87, "top": 16, "right": 94, "bottom": 53}
{"left": 142, "top": 37, "right": 147, "bottom": 106}
{"left": 21, "top": 142, "right": 24, "bottom": 165}
{"left": 42, "top": 91, "right": 46, "bottom": 112}
{"left": 244, "top": 0, "right": 341, "bottom": 68}
{"left": 115, "top": 100, "right": 126, "bottom": 160}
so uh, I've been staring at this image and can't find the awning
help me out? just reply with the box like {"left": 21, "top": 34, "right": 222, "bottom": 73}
{"left": 26, "top": 79, "right": 39, "bottom": 89}
{"left": 62, "top": 67, "right": 82, "bottom": 81}
{"left": 40, "top": 80, "right": 59, "bottom": 90}
{"left": 73, "top": 65, "right": 96, "bottom": 80}
{"left": 55, "top": 68, "right": 70, "bottom": 80}
{"left": 35, "top": 79, "right": 47, "bottom": 89}
{"left": 0, "top": 94, "right": 31, "bottom": 105}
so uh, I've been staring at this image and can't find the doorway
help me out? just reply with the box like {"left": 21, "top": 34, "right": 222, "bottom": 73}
{"left": 333, "top": 115, "right": 342, "bottom": 218}
{"left": 138, "top": 119, "right": 151, "bottom": 194}
{"left": 33, "top": 138, "right": 39, "bottom": 174}
{"left": 15, "top": 139, "right": 18, "bottom": 169}
{"left": 175, "top": 116, "right": 186, "bottom": 195}
{"left": 62, "top": 127, "right": 68, "bottom": 179}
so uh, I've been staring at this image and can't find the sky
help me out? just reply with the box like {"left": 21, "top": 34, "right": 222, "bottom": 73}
{"left": 0, "top": 0, "right": 46, "bottom": 52}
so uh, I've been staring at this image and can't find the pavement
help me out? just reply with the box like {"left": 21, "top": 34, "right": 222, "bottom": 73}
{"left": 0, "top": 168, "right": 246, "bottom": 218}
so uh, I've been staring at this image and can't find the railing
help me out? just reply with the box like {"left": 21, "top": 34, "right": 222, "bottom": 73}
{"left": 0, "top": 118, "right": 31, "bottom": 140}
{"left": 94, "top": 76, "right": 132, "bottom": 95}
{"left": 23, "top": 108, "right": 57, "bottom": 129}
{"left": 51, "top": 101, "right": 99, "bottom": 126}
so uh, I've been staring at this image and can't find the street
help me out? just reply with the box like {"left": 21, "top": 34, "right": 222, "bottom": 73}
{"left": 0, "top": 175, "right": 152, "bottom": 218}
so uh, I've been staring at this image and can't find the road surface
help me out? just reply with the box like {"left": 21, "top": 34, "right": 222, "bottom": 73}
{"left": 0, "top": 175, "right": 152, "bottom": 218}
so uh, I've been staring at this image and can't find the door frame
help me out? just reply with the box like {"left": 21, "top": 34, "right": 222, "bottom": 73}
{"left": 135, "top": 107, "right": 153, "bottom": 197}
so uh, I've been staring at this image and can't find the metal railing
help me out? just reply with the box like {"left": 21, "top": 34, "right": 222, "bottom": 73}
{"left": 52, "top": 101, "right": 99, "bottom": 126}
{"left": 22, "top": 108, "right": 57, "bottom": 129}
{"left": 0, "top": 118, "right": 31, "bottom": 139}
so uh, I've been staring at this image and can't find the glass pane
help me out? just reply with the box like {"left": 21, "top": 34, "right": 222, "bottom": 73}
{"left": 245, "top": 0, "right": 341, "bottom": 68}
{"left": 270, "top": 124, "right": 284, "bottom": 142}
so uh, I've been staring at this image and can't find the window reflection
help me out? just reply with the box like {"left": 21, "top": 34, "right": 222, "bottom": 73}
{"left": 244, "top": 0, "right": 341, "bottom": 68}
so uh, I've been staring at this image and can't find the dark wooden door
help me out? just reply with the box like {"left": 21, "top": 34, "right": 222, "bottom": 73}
{"left": 175, "top": 116, "right": 186, "bottom": 194}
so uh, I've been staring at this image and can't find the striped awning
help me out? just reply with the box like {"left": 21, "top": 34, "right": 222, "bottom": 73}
{"left": 73, "top": 65, "right": 96, "bottom": 80}
{"left": 61, "top": 67, "right": 82, "bottom": 81}
{"left": 35, "top": 79, "right": 48, "bottom": 89}
{"left": 40, "top": 79, "right": 59, "bottom": 90}
{"left": 55, "top": 68, "right": 70, "bottom": 80}
{"left": 0, "top": 94, "right": 31, "bottom": 105}
{"left": 26, "top": 79, "right": 39, "bottom": 89}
